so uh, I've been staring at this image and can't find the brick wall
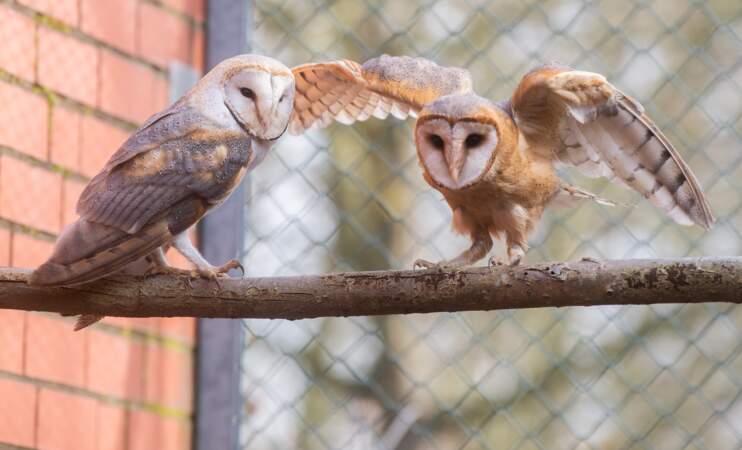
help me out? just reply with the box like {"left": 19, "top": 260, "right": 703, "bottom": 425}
{"left": 0, "top": 1, "right": 205, "bottom": 449}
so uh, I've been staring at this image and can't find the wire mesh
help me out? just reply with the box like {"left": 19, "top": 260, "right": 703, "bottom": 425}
{"left": 239, "top": 0, "right": 742, "bottom": 448}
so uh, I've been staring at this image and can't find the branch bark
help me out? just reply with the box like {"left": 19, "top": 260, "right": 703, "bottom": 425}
{"left": 1, "top": 257, "right": 741, "bottom": 319}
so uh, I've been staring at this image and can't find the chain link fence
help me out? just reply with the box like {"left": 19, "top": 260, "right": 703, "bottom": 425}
{"left": 238, "top": 0, "right": 742, "bottom": 448}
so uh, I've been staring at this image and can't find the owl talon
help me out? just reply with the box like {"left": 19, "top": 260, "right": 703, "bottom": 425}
{"left": 214, "top": 259, "right": 244, "bottom": 276}
{"left": 488, "top": 256, "right": 504, "bottom": 268}
{"left": 187, "top": 260, "right": 244, "bottom": 288}
{"left": 507, "top": 246, "right": 525, "bottom": 267}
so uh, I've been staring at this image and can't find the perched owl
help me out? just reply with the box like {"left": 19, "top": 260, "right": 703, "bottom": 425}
{"left": 29, "top": 54, "right": 297, "bottom": 329}
{"left": 290, "top": 56, "right": 714, "bottom": 267}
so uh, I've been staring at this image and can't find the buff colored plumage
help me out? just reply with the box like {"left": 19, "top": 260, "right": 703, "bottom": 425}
{"left": 291, "top": 55, "right": 714, "bottom": 267}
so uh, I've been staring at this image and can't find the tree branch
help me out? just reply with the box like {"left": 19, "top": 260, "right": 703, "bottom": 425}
{"left": 1, "top": 257, "right": 740, "bottom": 319}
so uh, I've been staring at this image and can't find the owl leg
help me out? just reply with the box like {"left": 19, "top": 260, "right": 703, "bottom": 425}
{"left": 171, "top": 232, "right": 244, "bottom": 279}
{"left": 505, "top": 227, "right": 529, "bottom": 266}
{"left": 414, "top": 231, "right": 493, "bottom": 269}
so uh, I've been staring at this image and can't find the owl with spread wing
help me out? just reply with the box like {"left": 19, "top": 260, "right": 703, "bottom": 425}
{"left": 290, "top": 55, "right": 714, "bottom": 268}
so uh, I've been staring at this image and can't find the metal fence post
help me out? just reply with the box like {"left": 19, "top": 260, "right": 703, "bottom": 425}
{"left": 195, "top": 1, "right": 251, "bottom": 449}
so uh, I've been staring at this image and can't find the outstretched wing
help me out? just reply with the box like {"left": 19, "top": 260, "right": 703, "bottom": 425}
{"left": 511, "top": 65, "right": 714, "bottom": 229}
{"left": 289, "top": 55, "right": 473, "bottom": 134}
{"left": 30, "top": 105, "right": 251, "bottom": 286}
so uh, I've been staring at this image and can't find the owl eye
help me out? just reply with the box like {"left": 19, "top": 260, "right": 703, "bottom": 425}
{"left": 240, "top": 87, "right": 256, "bottom": 100}
{"left": 428, "top": 134, "right": 445, "bottom": 150}
{"left": 464, "top": 133, "right": 485, "bottom": 149}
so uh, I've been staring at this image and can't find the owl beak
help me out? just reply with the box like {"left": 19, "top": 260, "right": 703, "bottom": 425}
{"left": 446, "top": 145, "right": 466, "bottom": 183}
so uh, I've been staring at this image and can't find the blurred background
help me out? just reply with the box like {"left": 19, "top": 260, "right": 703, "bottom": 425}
{"left": 239, "top": 0, "right": 742, "bottom": 449}
{"left": 0, "top": 0, "right": 739, "bottom": 449}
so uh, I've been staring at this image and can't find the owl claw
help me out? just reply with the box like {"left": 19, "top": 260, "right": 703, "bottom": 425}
{"left": 507, "top": 246, "right": 525, "bottom": 267}
{"left": 201, "top": 260, "right": 245, "bottom": 288}
{"left": 215, "top": 259, "right": 244, "bottom": 276}
{"left": 145, "top": 260, "right": 244, "bottom": 287}
{"left": 488, "top": 256, "right": 504, "bottom": 267}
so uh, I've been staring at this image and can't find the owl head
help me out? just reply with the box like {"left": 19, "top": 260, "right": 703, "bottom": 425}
{"left": 414, "top": 94, "right": 514, "bottom": 190}
{"left": 196, "top": 54, "right": 296, "bottom": 141}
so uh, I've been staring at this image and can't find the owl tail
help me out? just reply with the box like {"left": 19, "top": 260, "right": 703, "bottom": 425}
{"left": 29, "top": 218, "right": 172, "bottom": 287}
{"left": 54, "top": 252, "right": 159, "bottom": 332}
{"left": 74, "top": 315, "right": 104, "bottom": 331}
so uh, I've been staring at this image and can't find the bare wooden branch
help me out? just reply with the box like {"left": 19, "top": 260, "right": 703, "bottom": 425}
{"left": 1, "top": 257, "right": 740, "bottom": 319}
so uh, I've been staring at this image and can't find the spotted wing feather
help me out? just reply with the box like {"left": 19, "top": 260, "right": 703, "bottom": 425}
{"left": 512, "top": 66, "right": 714, "bottom": 229}
{"left": 289, "top": 55, "right": 473, "bottom": 134}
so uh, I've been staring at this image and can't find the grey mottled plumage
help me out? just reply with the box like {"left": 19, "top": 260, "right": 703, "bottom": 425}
{"left": 29, "top": 54, "right": 297, "bottom": 329}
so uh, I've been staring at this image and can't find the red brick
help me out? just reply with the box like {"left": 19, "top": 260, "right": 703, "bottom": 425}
{"left": 11, "top": 233, "right": 54, "bottom": 268}
{"left": 38, "top": 27, "right": 99, "bottom": 106}
{"left": 191, "top": 28, "right": 205, "bottom": 71}
{"left": 50, "top": 107, "right": 81, "bottom": 171}
{"left": 159, "top": 318, "right": 196, "bottom": 343}
{"left": 0, "top": 156, "right": 62, "bottom": 234}
{"left": 0, "top": 310, "right": 25, "bottom": 373}
{"left": 0, "top": 378, "right": 36, "bottom": 448}
{"left": 0, "top": 226, "right": 9, "bottom": 265}
{"left": 137, "top": 4, "right": 192, "bottom": 67}
{"left": 0, "top": 5, "right": 36, "bottom": 81}
{"left": 162, "top": 0, "right": 205, "bottom": 21}
{"left": 143, "top": 344, "right": 192, "bottom": 411}
{"left": 101, "top": 316, "right": 161, "bottom": 332}
{"left": 128, "top": 411, "right": 189, "bottom": 450}
{"left": 80, "top": 116, "right": 129, "bottom": 177}
{"left": 95, "top": 404, "right": 126, "bottom": 450}
{"left": 38, "top": 388, "right": 96, "bottom": 450}
{"left": 80, "top": 0, "right": 136, "bottom": 54}
{"left": 26, "top": 314, "right": 86, "bottom": 386}
{"left": 99, "top": 51, "right": 168, "bottom": 123}
{"left": 11, "top": 232, "right": 56, "bottom": 268}
{"left": 62, "top": 178, "right": 85, "bottom": 226}
{"left": 0, "top": 82, "right": 48, "bottom": 159}
{"left": 165, "top": 246, "right": 194, "bottom": 270}
{"left": 152, "top": 73, "right": 170, "bottom": 112}
{"left": 86, "top": 330, "right": 143, "bottom": 399}
{"left": 18, "top": 0, "right": 78, "bottom": 25}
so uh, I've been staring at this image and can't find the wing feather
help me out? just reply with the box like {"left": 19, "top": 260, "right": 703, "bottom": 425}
{"left": 28, "top": 196, "right": 207, "bottom": 286}
{"left": 512, "top": 66, "right": 714, "bottom": 229}
{"left": 289, "top": 55, "right": 473, "bottom": 134}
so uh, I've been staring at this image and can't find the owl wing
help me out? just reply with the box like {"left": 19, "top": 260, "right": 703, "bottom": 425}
{"left": 29, "top": 105, "right": 251, "bottom": 286}
{"left": 511, "top": 65, "right": 714, "bottom": 229}
{"left": 289, "top": 54, "right": 473, "bottom": 134}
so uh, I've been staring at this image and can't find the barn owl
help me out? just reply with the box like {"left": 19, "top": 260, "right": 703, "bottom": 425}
{"left": 29, "top": 54, "right": 296, "bottom": 329}
{"left": 290, "top": 55, "right": 714, "bottom": 268}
